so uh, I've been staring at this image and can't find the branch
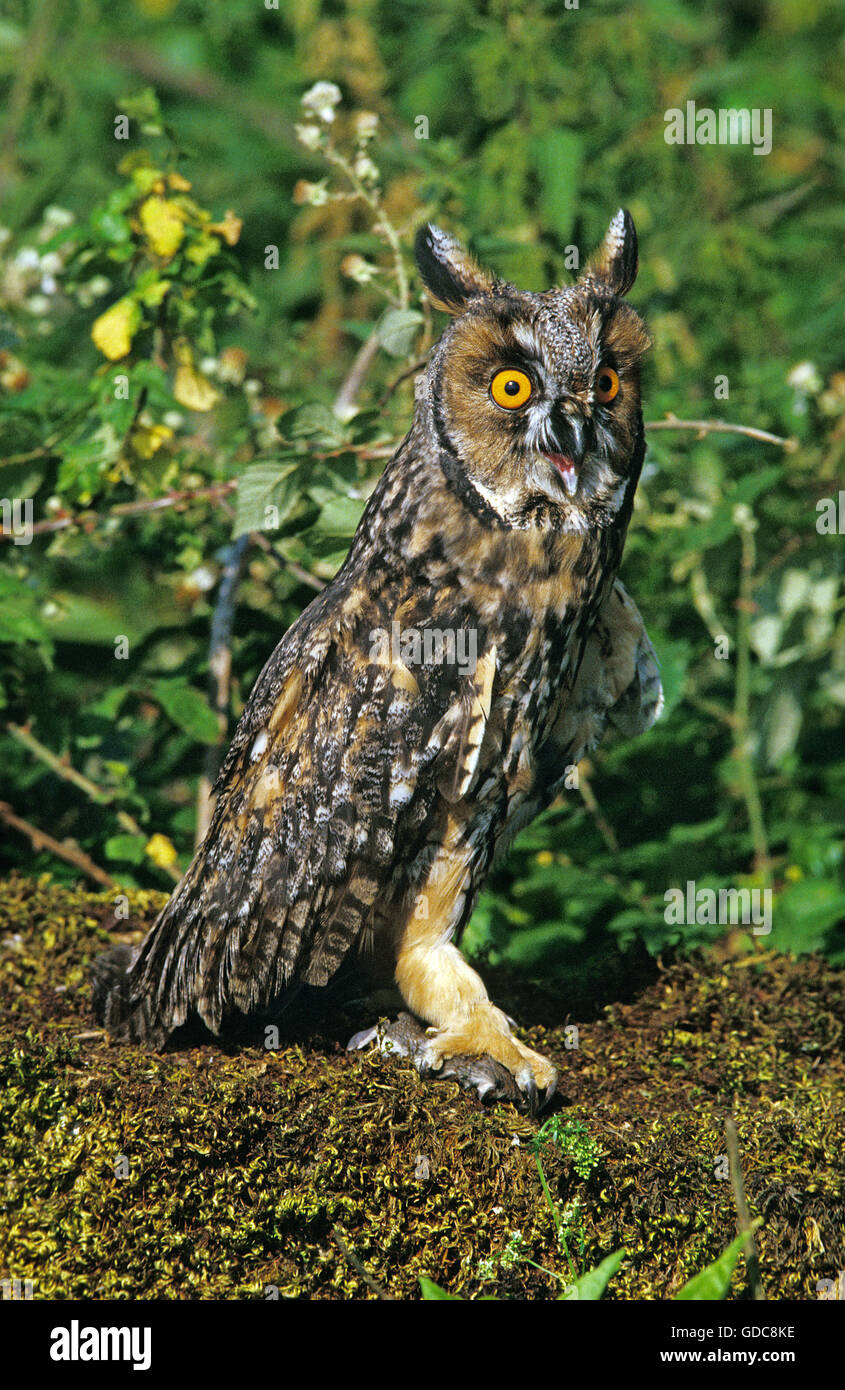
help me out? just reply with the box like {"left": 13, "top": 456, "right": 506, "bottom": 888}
{"left": 0, "top": 800, "right": 116, "bottom": 889}
{"left": 0, "top": 481, "right": 239, "bottom": 541}
{"left": 5, "top": 722, "right": 182, "bottom": 882}
{"left": 333, "top": 329, "right": 382, "bottom": 420}
{"left": 195, "top": 533, "right": 250, "bottom": 845}
{"left": 645, "top": 415, "right": 797, "bottom": 450}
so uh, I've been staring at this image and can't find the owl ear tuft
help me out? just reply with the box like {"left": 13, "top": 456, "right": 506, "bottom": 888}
{"left": 415, "top": 223, "right": 496, "bottom": 314}
{"left": 582, "top": 209, "right": 639, "bottom": 297}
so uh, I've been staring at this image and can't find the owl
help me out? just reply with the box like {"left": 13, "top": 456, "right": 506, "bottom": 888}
{"left": 92, "top": 209, "right": 661, "bottom": 1113}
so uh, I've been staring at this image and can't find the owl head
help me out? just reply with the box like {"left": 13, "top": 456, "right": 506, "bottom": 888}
{"left": 415, "top": 212, "right": 651, "bottom": 532}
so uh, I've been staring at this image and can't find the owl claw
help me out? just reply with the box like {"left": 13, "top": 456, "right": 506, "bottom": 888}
{"left": 348, "top": 1013, "right": 558, "bottom": 1113}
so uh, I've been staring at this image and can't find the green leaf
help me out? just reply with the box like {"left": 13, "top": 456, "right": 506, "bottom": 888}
{"left": 559, "top": 1249, "right": 626, "bottom": 1300}
{"left": 104, "top": 834, "right": 147, "bottom": 865}
{"left": 153, "top": 679, "right": 220, "bottom": 744}
{"left": 675, "top": 1224, "right": 760, "bottom": 1300}
{"left": 233, "top": 461, "right": 300, "bottom": 538}
{"left": 377, "top": 309, "right": 424, "bottom": 358}
{"left": 419, "top": 1277, "right": 462, "bottom": 1300}
{"left": 775, "top": 881, "right": 845, "bottom": 954}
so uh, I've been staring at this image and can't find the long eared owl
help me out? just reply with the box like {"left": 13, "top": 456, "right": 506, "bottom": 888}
{"left": 93, "top": 209, "right": 661, "bottom": 1112}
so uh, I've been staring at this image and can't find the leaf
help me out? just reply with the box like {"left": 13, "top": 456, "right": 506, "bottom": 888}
{"left": 208, "top": 210, "right": 243, "bottom": 246}
{"left": 145, "top": 833, "right": 179, "bottom": 869}
{"left": 104, "top": 834, "right": 147, "bottom": 865}
{"left": 234, "top": 462, "right": 301, "bottom": 537}
{"left": 153, "top": 679, "right": 220, "bottom": 744}
{"left": 140, "top": 196, "right": 186, "bottom": 258}
{"left": 173, "top": 362, "right": 221, "bottom": 412}
{"left": 559, "top": 1249, "right": 626, "bottom": 1300}
{"left": 675, "top": 1223, "right": 760, "bottom": 1300}
{"left": 419, "top": 1277, "right": 462, "bottom": 1300}
{"left": 377, "top": 308, "right": 423, "bottom": 358}
{"left": 775, "top": 880, "right": 845, "bottom": 954}
{"left": 91, "top": 298, "right": 141, "bottom": 360}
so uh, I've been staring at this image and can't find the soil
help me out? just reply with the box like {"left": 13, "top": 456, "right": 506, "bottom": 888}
{"left": 1, "top": 873, "right": 842, "bottom": 1300}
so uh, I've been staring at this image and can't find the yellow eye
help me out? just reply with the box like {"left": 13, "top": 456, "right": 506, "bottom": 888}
{"left": 490, "top": 368, "right": 532, "bottom": 409}
{"left": 595, "top": 366, "right": 620, "bottom": 404}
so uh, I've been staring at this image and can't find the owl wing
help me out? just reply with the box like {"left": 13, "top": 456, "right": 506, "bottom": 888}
{"left": 104, "top": 596, "right": 495, "bottom": 1047}
{"left": 534, "top": 579, "right": 663, "bottom": 798}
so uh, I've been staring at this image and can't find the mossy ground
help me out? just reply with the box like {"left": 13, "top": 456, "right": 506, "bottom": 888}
{"left": 1, "top": 873, "right": 842, "bottom": 1301}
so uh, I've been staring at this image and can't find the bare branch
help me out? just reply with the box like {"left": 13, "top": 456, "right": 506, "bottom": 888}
{"left": 0, "top": 799, "right": 116, "bottom": 889}
{"left": 645, "top": 415, "right": 797, "bottom": 450}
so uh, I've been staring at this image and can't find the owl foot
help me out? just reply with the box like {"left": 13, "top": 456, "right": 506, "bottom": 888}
{"left": 347, "top": 1012, "right": 558, "bottom": 1116}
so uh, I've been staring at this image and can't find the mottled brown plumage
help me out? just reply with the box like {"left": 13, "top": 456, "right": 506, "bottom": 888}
{"left": 93, "top": 210, "right": 661, "bottom": 1111}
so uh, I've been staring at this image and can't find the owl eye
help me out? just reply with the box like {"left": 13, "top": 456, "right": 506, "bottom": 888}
{"left": 595, "top": 366, "right": 620, "bottom": 404}
{"left": 490, "top": 368, "right": 533, "bottom": 410}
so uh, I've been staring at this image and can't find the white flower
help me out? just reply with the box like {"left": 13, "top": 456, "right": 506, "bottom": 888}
{"left": 301, "top": 81, "right": 342, "bottom": 123}
{"left": 353, "top": 154, "right": 379, "bottom": 184}
{"left": 40, "top": 274, "right": 57, "bottom": 295}
{"left": 787, "top": 361, "right": 821, "bottom": 394}
{"left": 44, "top": 206, "right": 74, "bottom": 229}
{"left": 39, "top": 252, "right": 62, "bottom": 274}
{"left": 295, "top": 123, "right": 323, "bottom": 152}
{"left": 341, "top": 253, "right": 379, "bottom": 285}
{"left": 354, "top": 111, "right": 379, "bottom": 140}
{"left": 16, "top": 248, "right": 40, "bottom": 271}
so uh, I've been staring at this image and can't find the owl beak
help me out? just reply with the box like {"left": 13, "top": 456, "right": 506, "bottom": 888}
{"left": 542, "top": 413, "right": 587, "bottom": 497}
{"left": 544, "top": 452, "right": 580, "bottom": 496}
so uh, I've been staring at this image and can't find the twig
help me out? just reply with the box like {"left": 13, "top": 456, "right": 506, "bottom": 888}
{"left": 330, "top": 1225, "right": 395, "bottom": 1300}
{"left": 195, "top": 533, "right": 250, "bottom": 845}
{"left": 333, "top": 329, "right": 382, "bottom": 420}
{"left": 576, "top": 764, "right": 619, "bottom": 854}
{"left": 5, "top": 722, "right": 182, "bottom": 882}
{"left": 0, "top": 481, "right": 239, "bottom": 541}
{"left": 725, "top": 1117, "right": 763, "bottom": 1300}
{"left": 645, "top": 415, "right": 797, "bottom": 451}
{"left": 321, "top": 143, "right": 410, "bottom": 309}
{"left": 732, "top": 517, "right": 772, "bottom": 880}
{"left": 0, "top": 800, "right": 116, "bottom": 888}
{"left": 377, "top": 355, "right": 430, "bottom": 409}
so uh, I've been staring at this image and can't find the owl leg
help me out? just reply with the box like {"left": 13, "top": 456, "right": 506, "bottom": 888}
{"left": 391, "top": 938, "right": 559, "bottom": 1114}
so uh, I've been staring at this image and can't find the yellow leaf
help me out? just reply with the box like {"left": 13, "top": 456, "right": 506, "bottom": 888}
{"left": 91, "top": 298, "right": 141, "bottom": 360}
{"left": 145, "top": 833, "right": 178, "bottom": 869}
{"left": 130, "top": 423, "right": 174, "bottom": 459}
{"left": 173, "top": 363, "right": 221, "bottom": 412}
{"left": 139, "top": 195, "right": 186, "bottom": 259}
{"left": 185, "top": 231, "right": 219, "bottom": 267}
{"left": 208, "top": 209, "right": 243, "bottom": 246}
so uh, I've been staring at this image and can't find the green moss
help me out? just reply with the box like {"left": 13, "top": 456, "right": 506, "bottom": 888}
{"left": 0, "top": 874, "right": 842, "bottom": 1300}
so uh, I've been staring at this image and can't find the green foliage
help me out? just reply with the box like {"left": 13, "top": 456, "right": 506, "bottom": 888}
{"left": 0, "top": 0, "right": 842, "bottom": 975}
{"left": 675, "top": 1223, "right": 762, "bottom": 1301}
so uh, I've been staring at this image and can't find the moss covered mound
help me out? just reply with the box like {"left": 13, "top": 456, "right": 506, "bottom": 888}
{"left": 1, "top": 873, "right": 842, "bottom": 1300}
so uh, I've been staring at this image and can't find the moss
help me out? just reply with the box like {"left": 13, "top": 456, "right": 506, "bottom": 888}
{"left": 0, "top": 873, "right": 842, "bottom": 1300}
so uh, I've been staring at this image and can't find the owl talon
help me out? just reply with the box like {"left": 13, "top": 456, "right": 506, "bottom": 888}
{"left": 349, "top": 1012, "right": 558, "bottom": 1112}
